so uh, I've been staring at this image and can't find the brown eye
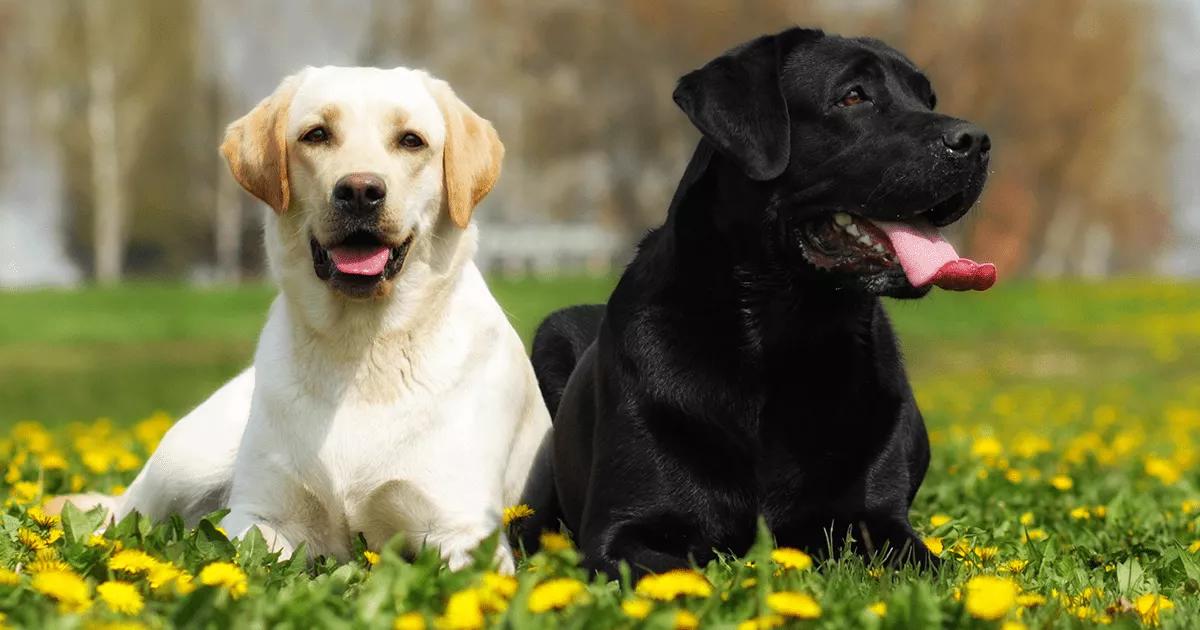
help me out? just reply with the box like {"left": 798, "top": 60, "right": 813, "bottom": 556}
{"left": 398, "top": 132, "right": 425, "bottom": 149}
{"left": 838, "top": 88, "right": 868, "bottom": 107}
{"left": 300, "top": 126, "right": 329, "bottom": 144}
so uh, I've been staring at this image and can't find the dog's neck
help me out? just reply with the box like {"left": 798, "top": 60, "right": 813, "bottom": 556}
{"left": 637, "top": 141, "right": 879, "bottom": 355}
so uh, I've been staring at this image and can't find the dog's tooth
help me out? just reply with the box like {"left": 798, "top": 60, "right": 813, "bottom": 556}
{"left": 845, "top": 224, "right": 861, "bottom": 237}
{"left": 873, "top": 244, "right": 887, "bottom": 253}
{"left": 834, "top": 212, "right": 852, "bottom": 226}
{"left": 858, "top": 235, "right": 873, "bottom": 245}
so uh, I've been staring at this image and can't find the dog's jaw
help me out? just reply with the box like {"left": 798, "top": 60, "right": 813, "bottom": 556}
{"left": 310, "top": 233, "right": 414, "bottom": 300}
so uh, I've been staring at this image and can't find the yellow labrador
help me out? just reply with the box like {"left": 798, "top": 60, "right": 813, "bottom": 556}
{"left": 51, "top": 67, "right": 550, "bottom": 571}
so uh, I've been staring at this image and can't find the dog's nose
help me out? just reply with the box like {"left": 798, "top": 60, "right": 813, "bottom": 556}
{"left": 942, "top": 124, "right": 990, "bottom": 159}
{"left": 332, "top": 173, "right": 387, "bottom": 215}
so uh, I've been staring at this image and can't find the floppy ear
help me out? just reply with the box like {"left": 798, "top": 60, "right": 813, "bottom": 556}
{"left": 220, "top": 72, "right": 303, "bottom": 213}
{"left": 428, "top": 78, "right": 505, "bottom": 228}
{"left": 673, "top": 33, "right": 791, "bottom": 181}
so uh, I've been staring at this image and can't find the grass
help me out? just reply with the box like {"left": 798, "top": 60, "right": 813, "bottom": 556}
{"left": 1, "top": 278, "right": 1199, "bottom": 628}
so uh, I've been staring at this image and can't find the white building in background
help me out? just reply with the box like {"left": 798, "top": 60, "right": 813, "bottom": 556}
{"left": 476, "top": 223, "right": 624, "bottom": 275}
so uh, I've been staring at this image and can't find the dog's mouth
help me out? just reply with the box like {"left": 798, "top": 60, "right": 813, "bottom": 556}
{"left": 310, "top": 231, "right": 413, "bottom": 298}
{"left": 799, "top": 201, "right": 996, "bottom": 292}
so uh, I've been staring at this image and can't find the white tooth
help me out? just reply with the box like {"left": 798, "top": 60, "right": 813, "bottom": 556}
{"left": 873, "top": 244, "right": 887, "bottom": 253}
{"left": 834, "top": 213, "right": 852, "bottom": 226}
{"left": 858, "top": 235, "right": 873, "bottom": 245}
{"left": 845, "top": 224, "right": 861, "bottom": 237}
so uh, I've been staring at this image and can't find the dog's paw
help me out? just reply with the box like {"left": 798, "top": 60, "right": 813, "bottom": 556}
{"left": 42, "top": 493, "right": 117, "bottom": 520}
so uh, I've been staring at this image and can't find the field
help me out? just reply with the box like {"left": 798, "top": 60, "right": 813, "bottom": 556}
{"left": 1, "top": 279, "right": 1199, "bottom": 628}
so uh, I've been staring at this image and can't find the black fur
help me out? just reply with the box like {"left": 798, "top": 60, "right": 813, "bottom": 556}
{"left": 517, "top": 28, "right": 990, "bottom": 578}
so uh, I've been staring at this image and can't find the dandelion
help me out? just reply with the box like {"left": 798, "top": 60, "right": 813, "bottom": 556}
{"left": 1001, "top": 559, "right": 1029, "bottom": 574}
{"left": 438, "top": 589, "right": 484, "bottom": 629}
{"left": 27, "top": 506, "right": 60, "bottom": 528}
{"left": 538, "top": 531, "right": 572, "bottom": 552}
{"left": 9, "top": 481, "right": 39, "bottom": 505}
{"left": 867, "top": 601, "right": 887, "bottom": 616}
{"left": 28, "top": 548, "right": 72, "bottom": 574}
{"left": 973, "top": 546, "right": 999, "bottom": 562}
{"left": 363, "top": 550, "right": 380, "bottom": 567}
{"left": 930, "top": 514, "right": 952, "bottom": 527}
{"left": 923, "top": 536, "right": 944, "bottom": 555}
{"left": 1144, "top": 457, "right": 1181, "bottom": 485}
{"left": 766, "top": 591, "right": 822, "bottom": 619}
{"left": 528, "top": 577, "right": 587, "bottom": 612}
{"left": 1050, "top": 475, "right": 1074, "bottom": 491}
{"left": 963, "top": 576, "right": 1018, "bottom": 620}
{"left": 1000, "top": 622, "right": 1027, "bottom": 630}
{"left": 971, "top": 437, "right": 1003, "bottom": 459}
{"left": 0, "top": 568, "right": 20, "bottom": 586}
{"left": 477, "top": 572, "right": 517, "bottom": 613}
{"left": 97, "top": 581, "right": 144, "bottom": 615}
{"left": 1016, "top": 592, "right": 1046, "bottom": 607}
{"left": 1134, "top": 594, "right": 1173, "bottom": 626}
{"left": 1019, "top": 511, "right": 1035, "bottom": 526}
{"left": 502, "top": 504, "right": 534, "bottom": 526}
{"left": 198, "top": 561, "right": 248, "bottom": 599}
{"left": 393, "top": 612, "right": 426, "bottom": 630}
{"left": 1069, "top": 506, "right": 1091, "bottom": 520}
{"left": 1188, "top": 540, "right": 1200, "bottom": 553}
{"left": 109, "top": 549, "right": 160, "bottom": 575}
{"left": 31, "top": 570, "right": 91, "bottom": 613}
{"left": 18, "top": 527, "right": 48, "bottom": 550}
{"left": 1022, "top": 528, "right": 1048, "bottom": 543}
{"left": 636, "top": 570, "right": 712, "bottom": 601}
{"left": 147, "top": 562, "right": 194, "bottom": 595}
{"left": 621, "top": 598, "right": 653, "bottom": 619}
{"left": 770, "top": 547, "right": 813, "bottom": 570}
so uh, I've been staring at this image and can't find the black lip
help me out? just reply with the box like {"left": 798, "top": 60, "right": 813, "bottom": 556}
{"left": 309, "top": 232, "right": 414, "bottom": 298}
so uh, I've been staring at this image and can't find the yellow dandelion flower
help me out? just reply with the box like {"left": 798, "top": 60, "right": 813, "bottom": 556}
{"left": 363, "top": 550, "right": 380, "bottom": 567}
{"left": 971, "top": 436, "right": 1003, "bottom": 459}
{"left": 868, "top": 601, "right": 887, "bottom": 616}
{"left": 86, "top": 534, "right": 110, "bottom": 549}
{"left": 479, "top": 572, "right": 517, "bottom": 608}
{"left": 198, "top": 561, "right": 248, "bottom": 599}
{"left": 38, "top": 451, "right": 68, "bottom": 471}
{"left": 1069, "top": 506, "right": 1091, "bottom": 520}
{"left": 538, "top": 531, "right": 572, "bottom": 552}
{"left": 1135, "top": 594, "right": 1173, "bottom": 626}
{"left": 737, "top": 615, "right": 784, "bottom": 630}
{"left": 528, "top": 577, "right": 587, "bottom": 612}
{"left": 393, "top": 612, "right": 426, "bottom": 630}
{"left": 1188, "top": 540, "right": 1200, "bottom": 553}
{"left": 635, "top": 570, "right": 713, "bottom": 601}
{"left": 923, "top": 536, "right": 944, "bottom": 555}
{"left": 1022, "top": 528, "right": 1048, "bottom": 543}
{"left": 109, "top": 549, "right": 159, "bottom": 575}
{"left": 770, "top": 547, "right": 813, "bottom": 570}
{"left": 1145, "top": 457, "right": 1181, "bottom": 485}
{"left": 0, "top": 568, "right": 21, "bottom": 586}
{"left": 1091, "top": 506, "right": 1107, "bottom": 518}
{"left": 674, "top": 610, "right": 699, "bottom": 630}
{"left": 973, "top": 546, "right": 999, "bottom": 562}
{"left": 81, "top": 451, "right": 112, "bottom": 474}
{"left": 867, "top": 567, "right": 884, "bottom": 578}
{"left": 18, "top": 527, "right": 47, "bottom": 550}
{"left": 31, "top": 569, "right": 91, "bottom": 613}
{"left": 437, "top": 589, "right": 484, "bottom": 630}
{"left": 1001, "top": 559, "right": 1029, "bottom": 574}
{"left": 502, "top": 504, "right": 534, "bottom": 527}
{"left": 1050, "top": 475, "right": 1073, "bottom": 491}
{"left": 1004, "top": 468, "right": 1023, "bottom": 484}
{"left": 1000, "top": 621, "right": 1027, "bottom": 630}
{"left": 1016, "top": 592, "right": 1046, "bottom": 607}
{"left": 1183, "top": 499, "right": 1200, "bottom": 514}
{"left": 146, "top": 561, "right": 189, "bottom": 592}
{"left": 28, "top": 548, "right": 71, "bottom": 574}
{"left": 963, "top": 576, "right": 1018, "bottom": 620}
{"left": 766, "top": 591, "right": 822, "bottom": 619}
{"left": 97, "top": 581, "right": 144, "bottom": 615}
{"left": 10, "top": 481, "right": 40, "bottom": 505}
{"left": 134, "top": 412, "right": 173, "bottom": 451}
{"left": 621, "top": 598, "right": 652, "bottom": 619}
{"left": 27, "top": 506, "right": 60, "bottom": 528}
{"left": 929, "top": 514, "right": 951, "bottom": 528}
{"left": 1019, "top": 512, "right": 1034, "bottom": 526}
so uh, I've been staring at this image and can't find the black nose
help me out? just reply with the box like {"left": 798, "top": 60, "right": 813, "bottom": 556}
{"left": 332, "top": 173, "right": 387, "bottom": 215}
{"left": 942, "top": 124, "right": 991, "bottom": 159}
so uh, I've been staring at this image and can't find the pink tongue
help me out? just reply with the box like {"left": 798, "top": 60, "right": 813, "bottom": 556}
{"left": 329, "top": 246, "right": 390, "bottom": 276}
{"left": 869, "top": 219, "right": 996, "bottom": 291}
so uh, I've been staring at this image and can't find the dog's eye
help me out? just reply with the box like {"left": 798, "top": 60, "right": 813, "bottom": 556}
{"left": 300, "top": 127, "right": 330, "bottom": 144}
{"left": 837, "top": 88, "right": 869, "bottom": 108}
{"left": 398, "top": 133, "right": 426, "bottom": 149}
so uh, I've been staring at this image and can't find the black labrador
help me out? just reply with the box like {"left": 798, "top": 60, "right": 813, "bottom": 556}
{"left": 517, "top": 28, "right": 995, "bottom": 578}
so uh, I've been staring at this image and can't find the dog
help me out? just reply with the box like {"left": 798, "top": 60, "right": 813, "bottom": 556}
{"left": 49, "top": 67, "right": 551, "bottom": 571}
{"left": 516, "top": 28, "right": 995, "bottom": 577}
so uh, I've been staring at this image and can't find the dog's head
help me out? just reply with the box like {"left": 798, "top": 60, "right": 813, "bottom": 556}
{"left": 221, "top": 66, "right": 503, "bottom": 301}
{"left": 674, "top": 29, "right": 995, "bottom": 298}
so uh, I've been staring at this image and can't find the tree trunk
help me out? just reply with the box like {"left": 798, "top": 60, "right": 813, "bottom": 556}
{"left": 84, "top": 0, "right": 124, "bottom": 284}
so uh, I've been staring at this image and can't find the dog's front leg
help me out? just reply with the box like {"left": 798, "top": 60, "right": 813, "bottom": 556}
{"left": 426, "top": 522, "right": 515, "bottom": 574}
{"left": 221, "top": 510, "right": 296, "bottom": 559}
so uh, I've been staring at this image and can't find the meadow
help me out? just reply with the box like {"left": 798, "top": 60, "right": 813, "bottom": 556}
{"left": 1, "top": 278, "right": 1199, "bottom": 628}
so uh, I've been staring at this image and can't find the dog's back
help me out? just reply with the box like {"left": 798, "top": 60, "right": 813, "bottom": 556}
{"left": 530, "top": 304, "right": 605, "bottom": 418}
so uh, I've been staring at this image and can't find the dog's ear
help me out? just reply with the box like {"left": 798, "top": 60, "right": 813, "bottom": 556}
{"left": 427, "top": 78, "right": 505, "bottom": 228}
{"left": 220, "top": 72, "right": 305, "bottom": 214}
{"left": 673, "top": 32, "right": 794, "bottom": 181}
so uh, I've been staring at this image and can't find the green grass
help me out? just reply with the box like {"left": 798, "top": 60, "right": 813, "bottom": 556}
{"left": 2, "top": 278, "right": 1200, "bottom": 628}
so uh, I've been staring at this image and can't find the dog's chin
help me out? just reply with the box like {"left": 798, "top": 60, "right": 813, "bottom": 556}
{"left": 310, "top": 232, "right": 414, "bottom": 300}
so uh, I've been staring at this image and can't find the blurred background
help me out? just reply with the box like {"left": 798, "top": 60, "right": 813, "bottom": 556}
{"left": 1, "top": 0, "right": 1198, "bottom": 285}
{"left": 1, "top": 0, "right": 1199, "bottom": 426}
